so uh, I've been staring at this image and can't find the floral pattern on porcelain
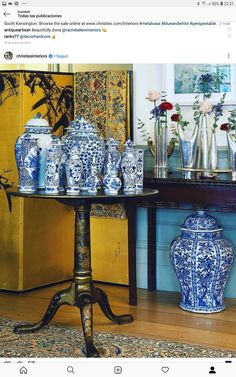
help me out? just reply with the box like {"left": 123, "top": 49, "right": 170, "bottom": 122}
{"left": 170, "top": 211, "right": 234, "bottom": 313}
{"left": 85, "top": 157, "right": 100, "bottom": 193}
{"left": 15, "top": 113, "right": 53, "bottom": 189}
{"left": 121, "top": 139, "right": 138, "bottom": 193}
{"left": 45, "top": 137, "right": 62, "bottom": 194}
{"left": 65, "top": 147, "right": 82, "bottom": 194}
{"left": 64, "top": 116, "right": 105, "bottom": 190}
{"left": 19, "top": 136, "right": 39, "bottom": 193}
{"left": 135, "top": 149, "right": 144, "bottom": 191}
{"left": 104, "top": 137, "right": 121, "bottom": 176}
{"left": 59, "top": 144, "right": 67, "bottom": 192}
{"left": 103, "top": 171, "right": 122, "bottom": 195}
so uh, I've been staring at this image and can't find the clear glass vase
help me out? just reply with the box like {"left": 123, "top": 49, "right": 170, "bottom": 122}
{"left": 227, "top": 132, "right": 236, "bottom": 180}
{"left": 209, "top": 128, "right": 218, "bottom": 173}
{"left": 177, "top": 123, "right": 199, "bottom": 179}
{"left": 154, "top": 115, "right": 167, "bottom": 178}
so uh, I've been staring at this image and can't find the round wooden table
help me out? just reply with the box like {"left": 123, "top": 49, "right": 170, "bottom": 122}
{"left": 9, "top": 188, "right": 158, "bottom": 357}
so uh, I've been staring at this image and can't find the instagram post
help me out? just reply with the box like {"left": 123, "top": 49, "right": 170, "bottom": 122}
{"left": 0, "top": 1, "right": 236, "bottom": 376}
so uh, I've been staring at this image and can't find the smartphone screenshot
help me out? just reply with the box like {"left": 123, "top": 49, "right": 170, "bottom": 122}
{"left": 0, "top": 1, "right": 236, "bottom": 376}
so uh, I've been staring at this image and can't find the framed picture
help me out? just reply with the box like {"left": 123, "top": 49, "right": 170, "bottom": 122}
{"left": 164, "top": 64, "right": 236, "bottom": 105}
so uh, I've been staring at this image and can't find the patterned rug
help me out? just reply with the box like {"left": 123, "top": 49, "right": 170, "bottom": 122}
{"left": 0, "top": 318, "right": 236, "bottom": 358}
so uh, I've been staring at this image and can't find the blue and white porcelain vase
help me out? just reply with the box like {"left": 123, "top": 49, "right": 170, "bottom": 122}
{"left": 135, "top": 149, "right": 144, "bottom": 191}
{"left": 64, "top": 116, "right": 105, "bottom": 190}
{"left": 15, "top": 113, "right": 53, "bottom": 189}
{"left": 121, "top": 139, "right": 137, "bottom": 193}
{"left": 58, "top": 143, "right": 67, "bottom": 192}
{"left": 85, "top": 156, "right": 100, "bottom": 194}
{"left": 45, "top": 137, "right": 62, "bottom": 194}
{"left": 170, "top": 211, "right": 234, "bottom": 313}
{"left": 104, "top": 137, "right": 121, "bottom": 176}
{"left": 65, "top": 147, "right": 82, "bottom": 194}
{"left": 19, "top": 136, "right": 39, "bottom": 193}
{"left": 103, "top": 170, "right": 122, "bottom": 195}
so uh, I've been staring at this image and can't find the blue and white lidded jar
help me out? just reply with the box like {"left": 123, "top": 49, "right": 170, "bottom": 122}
{"left": 19, "top": 136, "right": 39, "bottom": 193}
{"left": 121, "top": 139, "right": 137, "bottom": 193}
{"left": 65, "top": 146, "right": 82, "bottom": 195}
{"left": 63, "top": 116, "right": 105, "bottom": 190}
{"left": 103, "top": 170, "right": 122, "bottom": 195}
{"left": 15, "top": 113, "right": 53, "bottom": 189}
{"left": 45, "top": 137, "right": 62, "bottom": 194}
{"left": 170, "top": 210, "right": 234, "bottom": 313}
{"left": 135, "top": 149, "right": 144, "bottom": 191}
{"left": 104, "top": 137, "right": 121, "bottom": 176}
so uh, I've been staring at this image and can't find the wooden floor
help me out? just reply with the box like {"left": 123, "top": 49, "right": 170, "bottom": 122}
{"left": 0, "top": 282, "right": 236, "bottom": 352}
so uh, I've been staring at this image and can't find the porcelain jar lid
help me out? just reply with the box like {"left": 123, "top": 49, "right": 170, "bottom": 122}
{"left": 25, "top": 113, "right": 50, "bottom": 128}
{"left": 106, "top": 137, "right": 120, "bottom": 147}
{"left": 66, "top": 115, "right": 96, "bottom": 133}
{"left": 181, "top": 210, "right": 222, "bottom": 232}
{"left": 124, "top": 138, "right": 135, "bottom": 149}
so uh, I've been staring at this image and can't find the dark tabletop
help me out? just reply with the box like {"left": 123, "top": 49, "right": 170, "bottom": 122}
{"left": 8, "top": 187, "right": 159, "bottom": 205}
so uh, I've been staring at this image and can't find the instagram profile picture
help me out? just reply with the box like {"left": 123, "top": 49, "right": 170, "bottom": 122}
{"left": 4, "top": 51, "right": 13, "bottom": 60}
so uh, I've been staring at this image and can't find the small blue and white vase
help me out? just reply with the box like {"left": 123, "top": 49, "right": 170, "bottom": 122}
{"left": 45, "top": 137, "right": 62, "bottom": 194}
{"left": 104, "top": 137, "right": 121, "bottom": 176}
{"left": 135, "top": 149, "right": 144, "bottom": 191}
{"left": 121, "top": 139, "right": 137, "bottom": 193}
{"left": 19, "top": 136, "right": 39, "bottom": 193}
{"left": 103, "top": 170, "right": 122, "bottom": 195}
{"left": 15, "top": 113, "right": 53, "bottom": 189}
{"left": 85, "top": 157, "right": 100, "bottom": 194}
{"left": 65, "top": 147, "right": 82, "bottom": 195}
{"left": 58, "top": 144, "right": 67, "bottom": 192}
{"left": 170, "top": 210, "right": 234, "bottom": 313}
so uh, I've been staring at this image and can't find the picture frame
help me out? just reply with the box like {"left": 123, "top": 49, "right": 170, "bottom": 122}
{"left": 163, "top": 64, "right": 236, "bottom": 105}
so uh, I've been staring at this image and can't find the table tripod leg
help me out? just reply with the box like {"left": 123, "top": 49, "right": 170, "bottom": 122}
{"left": 93, "top": 287, "right": 133, "bottom": 324}
{"left": 13, "top": 286, "right": 74, "bottom": 334}
{"left": 79, "top": 296, "right": 99, "bottom": 358}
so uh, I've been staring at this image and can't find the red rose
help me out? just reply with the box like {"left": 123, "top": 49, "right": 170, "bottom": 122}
{"left": 171, "top": 113, "right": 180, "bottom": 122}
{"left": 220, "top": 123, "right": 230, "bottom": 131}
{"left": 159, "top": 102, "right": 173, "bottom": 111}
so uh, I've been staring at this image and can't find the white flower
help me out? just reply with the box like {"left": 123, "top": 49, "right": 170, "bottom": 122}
{"left": 146, "top": 90, "right": 161, "bottom": 102}
{"left": 199, "top": 101, "right": 212, "bottom": 114}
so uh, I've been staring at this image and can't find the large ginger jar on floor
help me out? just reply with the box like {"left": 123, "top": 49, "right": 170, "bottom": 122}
{"left": 170, "top": 210, "right": 234, "bottom": 313}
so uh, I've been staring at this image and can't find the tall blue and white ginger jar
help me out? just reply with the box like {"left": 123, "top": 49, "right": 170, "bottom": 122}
{"left": 170, "top": 210, "right": 234, "bottom": 313}
{"left": 19, "top": 136, "right": 39, "bottom": 193}
{"left": 15, "top": 113, "right": 53, "bottom": 189}
{"left": 64, "top": 116, "right": 105, "bottom": 190}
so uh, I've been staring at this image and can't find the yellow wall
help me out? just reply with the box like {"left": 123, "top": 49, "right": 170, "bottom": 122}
{"left": 0, "top": 71, "right": 74, "bottom": 290}
{"left": 91, "top": 217, "right": 128, "bottom": 284}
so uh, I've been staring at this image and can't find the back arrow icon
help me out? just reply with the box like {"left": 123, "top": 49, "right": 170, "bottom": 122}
{"left": 4, "top": 11, "right": 11, "bottom": 16}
